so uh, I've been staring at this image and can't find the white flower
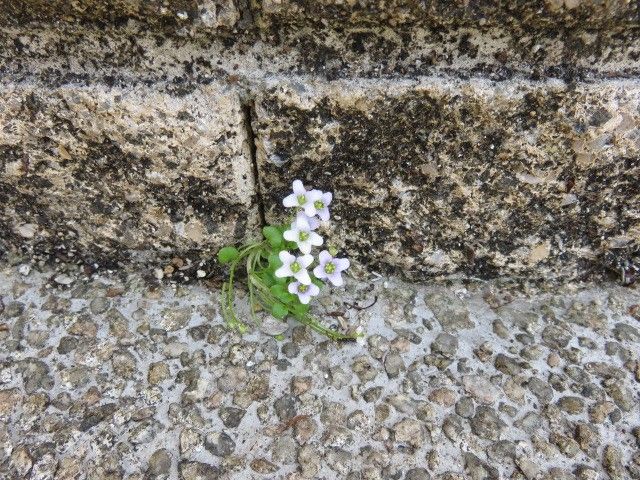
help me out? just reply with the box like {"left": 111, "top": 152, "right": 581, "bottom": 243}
{"left": 283, "top": 180, "right": 313, "bottom": 210}
{"left": 282, "top": 180, "right": 332, "bottom": 222}
{"left": 313, "top": 250, "right": 350, "bottom": 287}
{"left": 306, "top": 190, "right": 332, "bottom": 221}
{"left": 275, "top": 251, "right": 313, "bottom": 285}
{"left": 283, "top": 214, "right": 323, "bottom": 254}
{"left": 288, "top": 281, "right": 320, "bottom": 305}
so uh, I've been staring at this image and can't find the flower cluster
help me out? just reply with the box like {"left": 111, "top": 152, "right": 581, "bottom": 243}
{"left": 217, "top": 179, "right": 355, "bottom": 341}
{"left": 276, "top": 180, "right": 349, "bottom": 304}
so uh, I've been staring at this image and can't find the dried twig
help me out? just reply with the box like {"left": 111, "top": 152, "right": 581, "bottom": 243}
{"left": 345, "top": 295, "right": 378, "bottom": 311}
{"left": 264, "top": 414, "right": 311, "bottom": 436}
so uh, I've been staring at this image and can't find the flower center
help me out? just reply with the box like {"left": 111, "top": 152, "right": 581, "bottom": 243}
{"left": 299, "top": 231, "right": 309, "bottom": 241}
{"left": 297, "top": 194, "right": 306, "bottom": 206}
{"left": 314, "top": 200, "right": 324, "bottom": 210}
{"left": 324, "top": 262, "right": 336, "bottom": 274}
{"left": 290, "top": 261, "right": 301, "bottom": 273}
{"left": 298, "top": 284, "right": 309, "bottom": 293}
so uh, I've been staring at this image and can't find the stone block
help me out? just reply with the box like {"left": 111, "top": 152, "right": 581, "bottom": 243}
{"left": 1, "top": 0, "right": 637, "bottom": 79}
{"left": 258, "top": 0, "right": 639, "bottom": 31}
{"left": 255, "top": 0, "right": 640, "bottom": 78}
{"left": 0, "top": 0, "right": 240, "bottom": 30}
{"left": 254, "top": 78, "right": 640, "bottom": 280}
{"left": 0, "top": 81, "right": 258, "bottom": 267}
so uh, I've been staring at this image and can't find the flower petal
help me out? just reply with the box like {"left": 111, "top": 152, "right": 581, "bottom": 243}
{"left": 334, "top": 258, "right": 350, "bottom": 271}
{"left": 283, "top": 193, "right": 298, "bottom": 208}
{"left": 298, "top": 241, "right": 311, "bottom": 254}
{"left": 322, "top": 191, "right": 333, "bottom": 206}
{"left": 306, "top": 216, "right": 320, "bottom": 230}
{"left": 288, "top": 282, "right": 298, "bottom": 294}
{"left": 327, "top": 271, "right": 344, "bottom": 287}
{"left": 308, "top": 283, "right": 320, "bottom": 296}
{"left": 295, "top": 214, "right": 310, "bottom": 231}
{"left": 275, "top": 265, "right": 293, "bottom": 278}
{"left": 313, "top": 265, "right": 326, "bottom": 279}
{"left": 283, "top": 229, "right": 297, "bottom": 242}
{"left": 278, "top": 251, "right": 294, "bottom": 265}
{"left": 317, "top": 207, "right": 330, "bottom": 222}
{"left": 292, "top": 179, "right": 305, "bottom": 195}
{"left": 299, "top": 254, "right": 314, "bottom": 268}
{"left": 318, "top": 250, "right": 332, "bottom": 265}
{"left": 307, "top": 189, "right": 323, "bottom": 202}
{"left": 297, "top": 292, "right": 311, "bottom": 304}
{"left": 295, "top": 269, "right": 311, "bottom": 285}
{"left": 303, "top": 204, "right": 317, "bottom": 218}
{"left": 309, "top": 232, "right": 323, "bottom": 247}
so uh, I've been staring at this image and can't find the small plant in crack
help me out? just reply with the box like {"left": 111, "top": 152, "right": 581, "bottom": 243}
{"left": 217, "top": 180, "right": 359, "bottom": 341}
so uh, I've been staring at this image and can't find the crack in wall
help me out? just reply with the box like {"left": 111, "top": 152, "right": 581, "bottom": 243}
{"left": 242, "top": 98, "right": 266, "bottom": 228}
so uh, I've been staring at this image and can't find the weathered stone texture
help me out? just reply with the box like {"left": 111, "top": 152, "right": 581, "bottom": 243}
{"left": 254, "top": 0, "right": 640, "bottom": 79}
{"left": 3, "top": 24, "right": 637, "bottom": 86}
{"left": 258, "top": 0, "right": 639, "bottom": 30}
{"left": 0, "top": 82, "right": 258, "bottom": 267}
{"left": 254, "top": 78, "right": 640, "bottom": 280}
{"left": 0, "top": 0, "right": 241, "bottom": 30}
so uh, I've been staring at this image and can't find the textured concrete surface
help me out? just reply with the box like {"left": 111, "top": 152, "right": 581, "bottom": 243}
{"left": 0, "top": 82, "right": 259, "bottom": 269}
{"left": 1, "top": 263, "right": 639, "bottom": 479}
{"left": 255, "top": 77, "right": 640, "bottom": 281}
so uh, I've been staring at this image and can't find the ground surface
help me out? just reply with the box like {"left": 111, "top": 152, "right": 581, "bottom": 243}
{"left": 0, "top": 263, "right": 639, "bottom": 479}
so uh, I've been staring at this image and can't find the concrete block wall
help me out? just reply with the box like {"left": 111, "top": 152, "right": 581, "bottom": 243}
{"left": 0, "top": 1, "right": 638, "bottom": 282}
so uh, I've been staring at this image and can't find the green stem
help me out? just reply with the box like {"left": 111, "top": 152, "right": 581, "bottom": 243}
{"left": 295, "top": 313, "right": 360, "bottom": 341}
{"left": 222, "top": 241, "right": 265, "bottom": 332}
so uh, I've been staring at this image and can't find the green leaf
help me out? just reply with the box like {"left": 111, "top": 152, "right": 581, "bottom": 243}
{"left": 270, "top": 284, "right": 295, "bottom": 303}
{"left": 263, "top": 226, "right": 283, "bottom": 248}
{"left": 260, "top": 271, "right": 276, "bottom": 288}
{"left": 270, "top": 284, "right": 285, "bottom": 296}
{"left": 311, "top": 277, "right": 325, "bottom": 288}
{"left": 285, "top": 241, "right": 298, "bottom": 251}
{"left": 218, "top": 246, "right": 239, "bottom": 264}
{"left": 291, "top": 303, "right": 310, "bottom": 316}
{"left": 268, "top": 253, "right": 282, "bottom": 270}
{"left": 271, "top": 303, "right": 289, "bottom": 319}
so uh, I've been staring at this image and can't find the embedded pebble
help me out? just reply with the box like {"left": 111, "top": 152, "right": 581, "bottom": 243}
{"left": 431, "top": 332, "right": 459, "bottom": 357}
{"left": 204, "top": 432, "right": 235, "bottom": 457}
{"left": 147, "top": 449, "right": 172, "bottom": 477}
{"left": 471, "top": 406, "right": 506, "bottom": 441}
{"left": 462, "top": 375, "right": 499, "bottom": 404}
{"left": 557, "top": 396, "right": 585, "bottom": 415}
{"left": 384, "top": 352, "right": 405, "bottom": 378}
{"left": 89, "top": 296, "right": 110, "bottom": 315}
{"left": 54, "top": 274, "right": 74, "bottom": 286}
{"left": 260, "top": 316, "right": 289, "bottom": 336}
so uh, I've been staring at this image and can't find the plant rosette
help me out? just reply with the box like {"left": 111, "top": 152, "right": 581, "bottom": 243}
{"left": 217, "top": 180, "right": 359, "bottom": 341}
